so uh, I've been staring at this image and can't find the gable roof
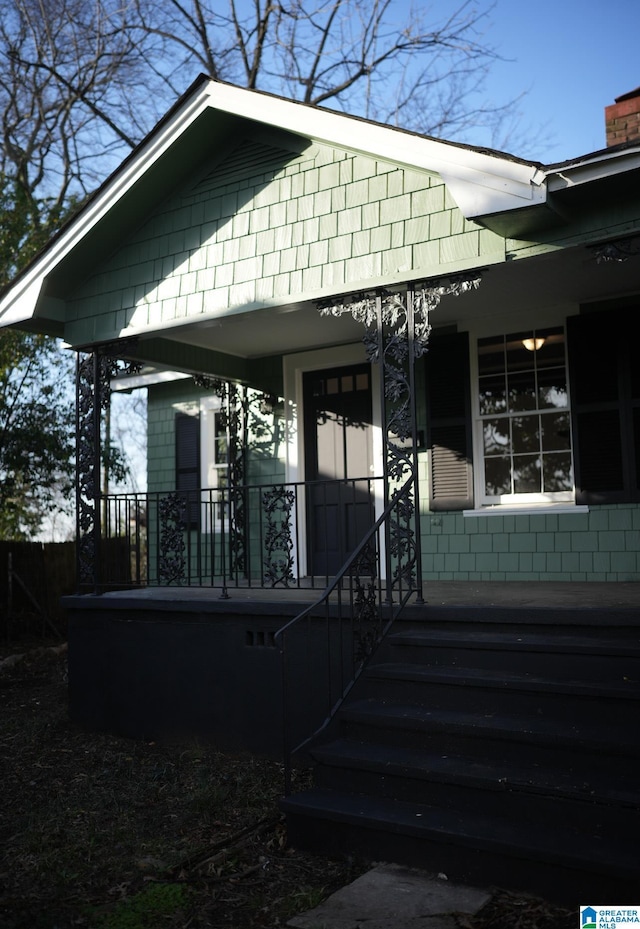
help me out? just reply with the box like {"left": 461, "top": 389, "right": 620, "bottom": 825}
{"left": 2, "top": 76, "right": 640, "bottom": 333}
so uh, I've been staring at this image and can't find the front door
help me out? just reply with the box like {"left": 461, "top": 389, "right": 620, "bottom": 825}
{"left": 303, "top": 363, "right": 375, "bottom": 576}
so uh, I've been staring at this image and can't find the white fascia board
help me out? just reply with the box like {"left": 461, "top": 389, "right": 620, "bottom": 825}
{"left": 545, "top": 147, "right": 640, "bottom": 191}
{"left": 202, "top": 82, "right": 548, "bottom": 217}
{"left": 0, "top": 83, "right": 213, "bottom": 329}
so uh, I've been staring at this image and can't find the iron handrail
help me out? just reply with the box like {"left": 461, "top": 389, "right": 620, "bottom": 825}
{"left": 275, "top": 477, "right": 420, "bottom": 795}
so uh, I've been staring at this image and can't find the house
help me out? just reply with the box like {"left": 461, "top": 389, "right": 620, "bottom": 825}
{"left": 1, "top": 77, "right": 639, "bottom": 900}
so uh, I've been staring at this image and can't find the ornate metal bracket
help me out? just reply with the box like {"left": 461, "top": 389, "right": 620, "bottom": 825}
{"left": 590, "top": 236, "right": 640, "bottom": 263}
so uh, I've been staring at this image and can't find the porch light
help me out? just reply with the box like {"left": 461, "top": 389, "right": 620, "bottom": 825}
{"left": 522, "top": 337, "right": 545, "bottom": 352}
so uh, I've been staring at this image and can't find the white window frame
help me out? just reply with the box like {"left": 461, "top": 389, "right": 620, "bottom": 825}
{"left": 471, "top": 326, "right": 576, "bottom": 509}
{"left": 200, "top": 395, "right": 228, "bottom": 531}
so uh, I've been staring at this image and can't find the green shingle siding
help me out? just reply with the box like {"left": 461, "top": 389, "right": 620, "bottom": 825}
{"left": 65, "top": 138, "right": 488, "bottom": 344}
{"left": 421, "top": 505, "right": 640, "bottom": 581}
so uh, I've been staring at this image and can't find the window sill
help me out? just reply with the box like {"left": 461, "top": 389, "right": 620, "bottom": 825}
{"left": 463, "top": 505, "right": 589, "bottom": 518}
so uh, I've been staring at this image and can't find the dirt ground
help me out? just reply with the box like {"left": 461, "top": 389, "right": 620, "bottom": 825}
{"left": 0, "top": 638, "right": 575, "bottom": 929}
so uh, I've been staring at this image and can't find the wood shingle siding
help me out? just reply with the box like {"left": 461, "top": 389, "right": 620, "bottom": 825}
{"left": 65, "top": 134, "right": 505, "bottom": 347}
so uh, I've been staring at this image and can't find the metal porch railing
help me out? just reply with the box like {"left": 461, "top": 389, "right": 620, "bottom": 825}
{"left": 98, "top": 476, "right": 384, "bottom": 594}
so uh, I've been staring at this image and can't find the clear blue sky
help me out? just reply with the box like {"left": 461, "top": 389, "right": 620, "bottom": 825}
{"left": 475, "top": 0, "right": 639, "bottom": 162}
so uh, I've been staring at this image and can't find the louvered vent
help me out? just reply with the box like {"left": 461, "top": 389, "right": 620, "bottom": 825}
{"left": 425, "top": 332, "right": 474, "bottom": 510}
{"left": 430, "top": 425, "right": 472, "bottom": 504}
{"left": 191, "top": 141, "right": 299, "bottom": 195}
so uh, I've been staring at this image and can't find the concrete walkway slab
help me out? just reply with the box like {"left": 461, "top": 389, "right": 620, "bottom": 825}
{"left": 287, "top": 863, "right": 491, "bottom": 929}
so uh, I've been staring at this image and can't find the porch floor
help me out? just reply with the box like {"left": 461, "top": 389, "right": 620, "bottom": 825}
{"left": 93, "top": 580, "right": 639, "bottom": 611}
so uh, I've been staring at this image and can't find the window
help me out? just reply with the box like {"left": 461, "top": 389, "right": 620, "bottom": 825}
{"left": 476, "top": 328, "right": 573, "bottom": 504}
{"left": 200, "top": 396, "right": 230, "bottom": 529}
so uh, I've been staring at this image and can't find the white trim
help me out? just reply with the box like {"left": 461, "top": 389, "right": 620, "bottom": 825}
{"left": 203, "top": 82, "right": 547, "bottom": 217}
{"left": 200, "top": 394, "right": 226, "bottom": 532}
{"left": 0, "top": 80, "right": 547, "bottom": 330}
{"left": 0, "top": 83, "right": 213, "bottom": 328}
{"left": 282, "top": 342, "right": 384, "bottom": 577}
{"left": 468, "top": 322, "right": 577, "bottom": 509}
{"left": 545, "top": 148, "right": 640, "bottom": 191}
{"left": 464, "top": 505, "right": 589, "bottom": 517}
{"left": 6, "top": 77, "right": 640, "bottom": 333}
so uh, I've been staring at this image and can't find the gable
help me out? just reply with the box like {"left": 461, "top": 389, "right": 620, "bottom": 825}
{"left": 64, "top": 131, "right": 506, "bottom": 347}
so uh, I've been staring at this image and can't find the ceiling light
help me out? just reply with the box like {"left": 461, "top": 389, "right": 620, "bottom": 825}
{"left": 522, "top": 337, "right": 545, "bottom": 351}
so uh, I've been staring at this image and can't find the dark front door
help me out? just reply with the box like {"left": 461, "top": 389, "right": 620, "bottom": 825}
{"left": 303, "top": 363, "right": 375, "bottom": 576}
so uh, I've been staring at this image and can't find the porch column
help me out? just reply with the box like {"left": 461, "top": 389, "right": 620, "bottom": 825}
{"left": 75, "top": 346, "right": 142, "bottom": 592}
{"left": 318, "top": 272, "right": 481, "bottom": 600}
{"left": 76, "top": 352, "right": 102, "bottom": 592}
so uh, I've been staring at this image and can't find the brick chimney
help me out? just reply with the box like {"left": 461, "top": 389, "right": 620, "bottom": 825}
{"left": 605, "top": 88, "right": 640, "bottom": 146}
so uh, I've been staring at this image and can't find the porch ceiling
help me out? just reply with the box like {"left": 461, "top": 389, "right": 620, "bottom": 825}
{"left": 145, "top": 242, "right": 640, "bottom": 361}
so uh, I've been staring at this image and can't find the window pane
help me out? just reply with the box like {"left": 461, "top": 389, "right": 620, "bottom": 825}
{"left": 478, "top": 337, "right": 504, "bottom": 375}
{"left": 508, "top": 371, "right": 536, "bottom": 411}
{"left": 485, "top": 456, "right": 511, "bottom": 495}
{"left": 537, "top": 368, "right": 567, "bottom": 409}
{"left": 484, "top": 419, "right": 510, "bottom": 455}
{"left": 477, "top": 326, "right": 571, "bottom": 503}
{"left": 513, "top": 454, "right": 541, "bottom": 493}
{"left": 543, "top": 452, "right": 572, "bottom": 492}
{"left": 506, "top": 333, "right": 536, "bottom": 372}
{"left": 541, "top": 412, "right": 571, "bottom": 451}
{"left": 512, "top": 416, "right": 539, "bottom": 454}
{"left": 535, "top": 328, "right": 565, "bottom": 368}
{"left": 479, "top": 375, "right": 507, "bottom": 415}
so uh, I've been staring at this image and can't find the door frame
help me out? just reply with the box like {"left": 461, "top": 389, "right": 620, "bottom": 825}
{"left": 283, "top": 343, "right": 384, "bottom": 578}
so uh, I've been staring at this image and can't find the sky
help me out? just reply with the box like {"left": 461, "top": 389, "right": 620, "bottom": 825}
{"left": 411, "top": 0, "right": 640, "bottom": 164}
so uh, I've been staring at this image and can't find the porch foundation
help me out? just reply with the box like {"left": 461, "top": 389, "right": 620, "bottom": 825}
{"left": 63, "top": 582, "right": 639, "bottom": 756}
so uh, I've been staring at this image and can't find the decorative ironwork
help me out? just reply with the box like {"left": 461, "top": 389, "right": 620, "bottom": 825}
{"left": 75, "top": 342, "right": 149, "bottom": 591}
{"left": 193, "top": 374, "right": 226, "bottom": 391}
{"left": 352, "top": 540, "right": 380, "bottom": 665}
{"left": 591, "top": 236, "right": 640, "bottom": 263}
{"left": 318, "top": 272, "right": 482, "bottom": 602}
{"left": 76, "top": 353, "right": 100, "bottom": 589}
{"left": 158, "top": 493, "right": 186, "bottom": 585}
{"left": 262, "top": 485, "right": 295, "bottom": 587}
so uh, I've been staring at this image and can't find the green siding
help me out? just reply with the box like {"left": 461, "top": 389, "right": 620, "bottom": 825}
{"left": 65, "top": 135, "right": 504, "bottom": 345}
{"left": 147, "top": 381, "right": 285, "bottom": 498}
{"left": 421, "top": 505, "right": 640, "bottom": 582}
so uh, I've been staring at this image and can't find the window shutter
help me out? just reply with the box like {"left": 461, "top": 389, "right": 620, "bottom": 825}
{"left": 175, "top": 412, "right": 200, "bottom": 528}
{"left": 567, "top": 309, "right": 639, "bottom": 504}
{"left": 425, "top": 332, "right": 473, "bottom": 510}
